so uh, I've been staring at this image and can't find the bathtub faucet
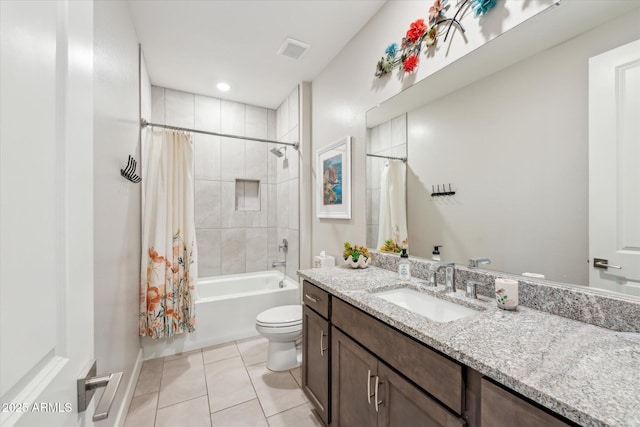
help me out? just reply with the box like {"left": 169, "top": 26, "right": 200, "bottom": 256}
{"left": 272, "top": 261, "right": 286, "bottom": 268}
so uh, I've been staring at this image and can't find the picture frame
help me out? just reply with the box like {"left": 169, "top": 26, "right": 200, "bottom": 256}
{"left": 316, "top": 136, "right": 352, "bottom": 219}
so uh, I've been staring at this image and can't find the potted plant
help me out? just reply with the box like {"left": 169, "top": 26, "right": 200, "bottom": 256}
{"left": 343, "top": 242, "right": 371, "bottom": 269}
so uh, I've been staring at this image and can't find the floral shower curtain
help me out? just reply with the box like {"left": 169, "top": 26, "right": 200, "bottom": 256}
{"left": 140, "top": 130, "right": 197, "bottom": 339}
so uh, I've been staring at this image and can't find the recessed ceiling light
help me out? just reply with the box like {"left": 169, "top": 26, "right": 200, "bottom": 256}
{"left": 216, "top": 82, "right": 231, "bottom": 92}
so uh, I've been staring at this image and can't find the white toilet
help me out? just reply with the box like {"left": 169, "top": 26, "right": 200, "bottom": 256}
{"left": 255, "top": 305, "right": 303, "bottom": 371}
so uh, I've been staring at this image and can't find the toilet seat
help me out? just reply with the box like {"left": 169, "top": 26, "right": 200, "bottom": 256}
{"left": 256, "top": 305, "right": 302, "bottom": 328}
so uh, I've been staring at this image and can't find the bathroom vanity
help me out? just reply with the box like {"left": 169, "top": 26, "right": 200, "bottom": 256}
{"left": 299, "top": 266, "right": 640, "bottom": 427}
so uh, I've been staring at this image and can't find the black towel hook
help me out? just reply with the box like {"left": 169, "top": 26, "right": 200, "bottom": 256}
{"left": 120, "top": 155, "right": 142, "bottom": 183}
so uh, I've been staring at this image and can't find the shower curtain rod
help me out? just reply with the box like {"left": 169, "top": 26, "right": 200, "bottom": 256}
{"left": 366, "top": 153, "right": 407, "bottom": 162}
{"left": 140, "top": 118, "right": 299, "bottom": 150}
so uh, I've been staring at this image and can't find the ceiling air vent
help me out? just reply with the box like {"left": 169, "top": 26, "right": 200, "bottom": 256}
{"left": 277, "top": 37, "right": 310, "bottom": 60}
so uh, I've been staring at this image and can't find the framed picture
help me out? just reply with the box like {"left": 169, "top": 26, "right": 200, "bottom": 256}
{"left": 316, "top": 136, "right": 351, "bottom": 219}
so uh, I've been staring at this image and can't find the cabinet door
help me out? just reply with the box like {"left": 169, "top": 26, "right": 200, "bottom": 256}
{"left": 481, "top": 379, "right": 571, "bottom": 427}
{"left": 302, "top": 306, "right": 330, "bottom": 425}
{"left": 377, "top": 363, "right": 465, "bottom": 427}
{"left": 331, "top": 327, "right": 378, "bottom": 427}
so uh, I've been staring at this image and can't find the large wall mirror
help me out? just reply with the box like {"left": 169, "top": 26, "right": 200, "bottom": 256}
{"left": 366, "top": 6, "right": 640, "bottom": 298}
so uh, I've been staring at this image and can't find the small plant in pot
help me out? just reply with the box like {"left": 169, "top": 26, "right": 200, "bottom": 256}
{"left": 343, "top": 242, "right": 371, "bottom": 269}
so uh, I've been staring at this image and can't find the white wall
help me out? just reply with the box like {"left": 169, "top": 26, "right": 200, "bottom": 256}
{"left": 406, "top": 10, "right": 640, "bottom": 285}
{"left": 149, "top": 86, "right": 301, "bottom": 280}
{"left": 93, "top": 1, "right": 146, "bottom": 424}
{"left": 310, "top": 0, "right": 553, "bottom": 262}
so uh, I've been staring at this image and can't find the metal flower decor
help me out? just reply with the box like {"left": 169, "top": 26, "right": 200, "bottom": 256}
{"left": 375, "top": 0, "right": 497, "bottom": 78}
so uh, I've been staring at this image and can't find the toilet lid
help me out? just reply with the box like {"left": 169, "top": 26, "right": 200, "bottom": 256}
{"left": 256, "top": 305, "right": 302, "bottom": 327}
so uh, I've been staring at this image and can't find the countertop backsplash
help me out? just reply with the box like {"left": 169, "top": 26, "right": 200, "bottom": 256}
{"left": 371, "top": 250, "right": 640, "bottom": 332}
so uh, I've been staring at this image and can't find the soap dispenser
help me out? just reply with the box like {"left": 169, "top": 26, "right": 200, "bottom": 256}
{"left": 398, "top": 249, "right": 411, "bottom": 280}
{"left": 432, "top": 245, "right": 442, "bottom": 261}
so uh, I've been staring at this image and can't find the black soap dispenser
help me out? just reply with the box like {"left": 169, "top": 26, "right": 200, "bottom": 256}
{"left": 432, "top": 245, "right": 442, "bottom": 261}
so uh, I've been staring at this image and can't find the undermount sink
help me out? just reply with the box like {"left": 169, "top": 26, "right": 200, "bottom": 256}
{"left": 374, "top": 288, "right": 480, "bottom": 323}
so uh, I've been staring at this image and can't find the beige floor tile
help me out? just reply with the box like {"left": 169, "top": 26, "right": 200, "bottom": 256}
{"left": 155, "top": 396, "right": 211, "bottom": 427}
{"left": 124, "top": 392, "right": 158, "bottom": 427}
{"left": 246, "top": 363, "right": 307, "bottom": 417}
{"left": 266, "top": 402, "right": 323, "bottom": 427}
{"left": 210, "top": 399, "right": 268, "bottom": 427}
{"left": 203, "top": 342, "right": 240, "bottom": 365}
{"left": 158, "top": 353, "right": 207, "bottom": 408}
{"left": 205, "top": 356, "right": 256, "bottom": 412}
{"left": 289, "top": 367, "right": 302, "bottom": 388}
{"left": 163, "top": 351, "right": 204, "bottom": 372}
{"left": 236, "top": 336, "right": 269, "bottom": 366}
{"left": 134, "top": 358, "right": 164, "bottom": 397}
{"left": 164, "top": 349, "right": 202, "bottom": 362}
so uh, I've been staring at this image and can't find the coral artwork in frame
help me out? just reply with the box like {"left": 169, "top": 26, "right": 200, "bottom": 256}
{"left": 316, "top": 136, "right": 352, "bottom": 219}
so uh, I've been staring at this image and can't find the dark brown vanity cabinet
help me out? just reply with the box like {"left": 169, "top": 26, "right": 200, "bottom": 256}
{"left": 481, "top": 379, "right": 572, "bottom": 427}
{"left": 302, "top": 280, "right": 574, "bottom": 427}
{"left": 331, "top": 327, "right": 464, "bottom": 427}
{"left": 302, "top": 281, "right": 330, "bottom": 425}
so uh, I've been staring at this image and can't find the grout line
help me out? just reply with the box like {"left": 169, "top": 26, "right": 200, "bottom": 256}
{"left": 202, "top": 342, "right": 241, "bottom": 366}
{"left": 200, "top": 350, "right": 213, "bottom": 419}
{"left": 239, "top": 340, "right": 270, "bottom": 424}
{"left": 153, "top": 356, "right": 165, "bottom": 427}
{"left": 209, "top": 397, "right": 260, "bottom": 415}
{"left": 266, "top": 400, "right": 311, "bottom": 421}
{"left": 156, "top": 351, "right": 208, "bottom": 410}
{"left": 156, "top": 395, "right": 210, "bottom": 413}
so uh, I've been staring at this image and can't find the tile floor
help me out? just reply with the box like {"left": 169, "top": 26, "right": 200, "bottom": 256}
{"left": 125, "top": 336, "right": 323, "bottom": 427}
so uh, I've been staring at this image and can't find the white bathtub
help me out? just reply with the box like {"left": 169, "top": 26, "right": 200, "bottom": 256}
{"left": 142, "top": 271, "right": 300, "bottom": 359}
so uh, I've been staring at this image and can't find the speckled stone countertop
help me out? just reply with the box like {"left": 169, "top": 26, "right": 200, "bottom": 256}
{"left": 298, "top": 266, "right": 640, "bottom": 427}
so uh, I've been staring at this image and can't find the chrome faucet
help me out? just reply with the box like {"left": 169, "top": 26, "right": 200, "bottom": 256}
{"left": 468, "top": 257, "right": 491, "bottom": 268}
{"left": 466, "top": 280, "right": 483, "bottom": 299}
{"left": 426, "top": 264, "right": 438, "bottom": 287}
{"left": 434, "top": 263, "right": 456, "bottom": 293}
{"left": 272, "top": 261, "right": 286, "bottom": 268}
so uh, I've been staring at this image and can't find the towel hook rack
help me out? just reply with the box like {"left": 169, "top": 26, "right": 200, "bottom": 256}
{"left": 120, "top": 155, "right": 142, "bottom": 183}
{"left": 431, "top": 183, "right": 456, "bottom": 197}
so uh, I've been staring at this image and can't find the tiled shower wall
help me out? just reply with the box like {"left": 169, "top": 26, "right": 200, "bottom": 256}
{"left": 150, "top": 86, "right": 299, "bottom": 279}
{"left": 366, "top": 114, "right": 407, "bottom": 249}
{"left": 275, "top": 87, "right": 300, "bottom": 279}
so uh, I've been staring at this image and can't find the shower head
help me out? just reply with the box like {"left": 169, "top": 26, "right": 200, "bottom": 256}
{"left": 270, "top": 146, "right": 286, "bottom": 158}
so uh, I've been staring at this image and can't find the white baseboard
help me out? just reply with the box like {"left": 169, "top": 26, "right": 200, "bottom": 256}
{"left": 114, "top": 347, "right": 144, "bottom": 427}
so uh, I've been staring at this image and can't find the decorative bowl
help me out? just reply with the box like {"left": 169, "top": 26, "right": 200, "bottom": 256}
{"left": 345, "top": 255, "right": 371, "bottom": 269}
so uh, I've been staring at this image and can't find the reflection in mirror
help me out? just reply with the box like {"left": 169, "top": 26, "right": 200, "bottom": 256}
{"left": 366, "top": 114, "right": 408, "bottom": 252}
{"left": 365, "top": 10, "right": 640, "bottom": 298}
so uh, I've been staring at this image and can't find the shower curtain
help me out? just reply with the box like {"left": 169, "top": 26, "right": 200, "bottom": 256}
{"left": 140, "top": 130, "right": 197, "bottom": 339}
{"left": 376, "top": 160, "right": 408, "bottom": 250}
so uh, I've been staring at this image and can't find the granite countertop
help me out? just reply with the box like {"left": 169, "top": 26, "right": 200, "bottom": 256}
{"left": 298, "top": 266, "right": 640, "bottom": 427}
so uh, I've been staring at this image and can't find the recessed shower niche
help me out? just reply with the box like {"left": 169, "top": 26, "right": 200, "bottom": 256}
{"left": 235, "top": 179, "right": 261, "bottom": 211}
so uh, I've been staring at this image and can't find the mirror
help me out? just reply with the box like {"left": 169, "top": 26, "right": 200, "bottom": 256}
{"left": 366, "top": 114, "right": 408, "bottom": 251}
{"left": 366, "top": 10, "right": 640, "bottom": 297}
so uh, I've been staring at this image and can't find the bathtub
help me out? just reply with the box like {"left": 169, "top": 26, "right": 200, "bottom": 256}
{"left": 142, "top": 271, "right": 300, "bottom": 359}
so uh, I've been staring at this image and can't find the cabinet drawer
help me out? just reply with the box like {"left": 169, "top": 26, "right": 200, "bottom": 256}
{"left": 481, "top": 379, "right": 572, "bottom": 427}
{"left": 332, "top": 298, "right": 464, "bottom": 415}
{"left": 303, "top": 280, "right": 330, "bottom": 319}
